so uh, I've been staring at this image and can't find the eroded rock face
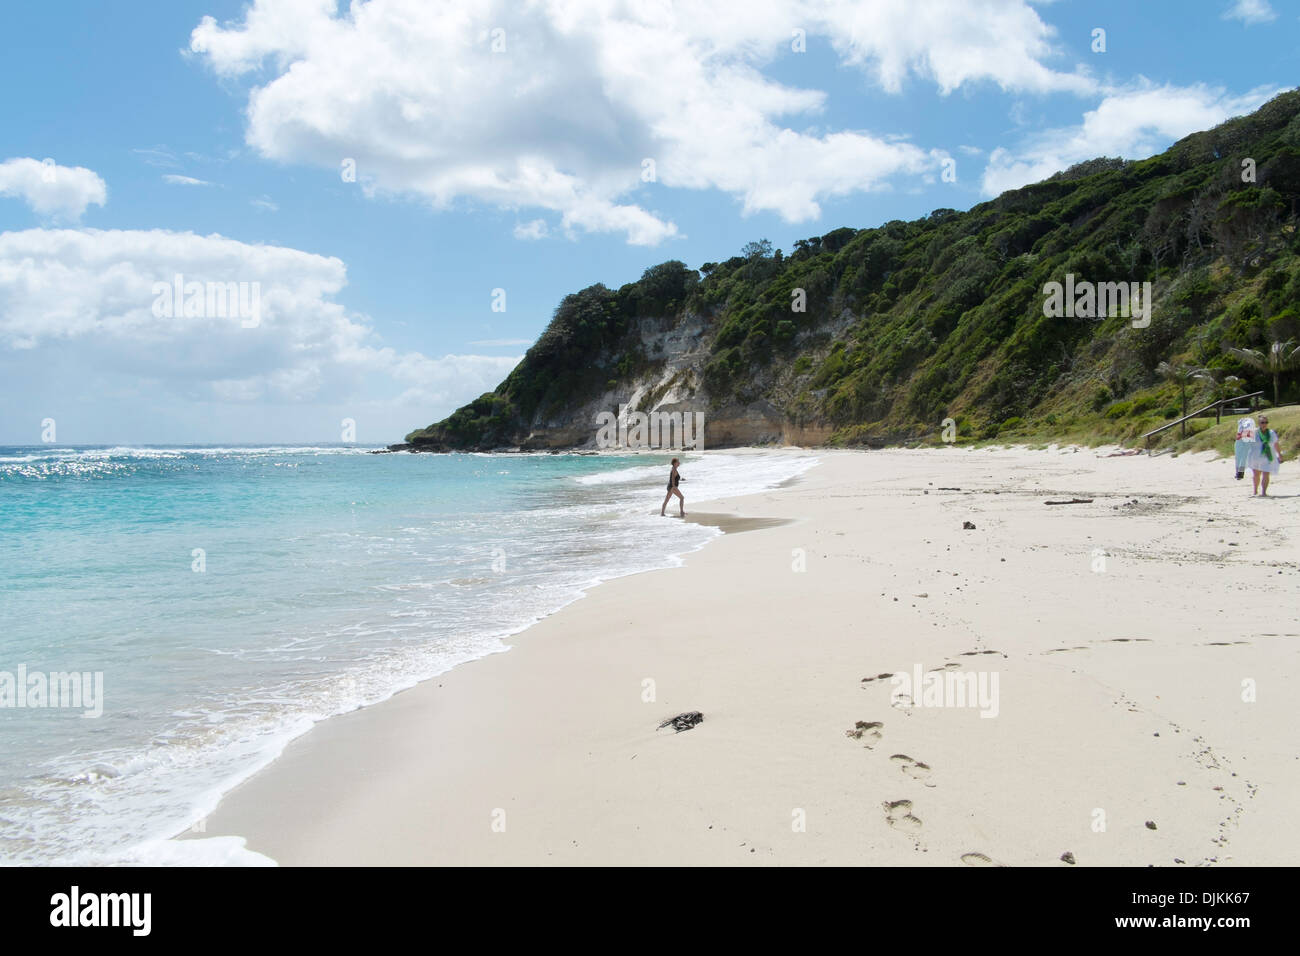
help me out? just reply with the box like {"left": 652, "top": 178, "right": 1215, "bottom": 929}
{"left": 704, "top": 402, "right": 835, "bottom": 447}
{"left": 515, "top": 409, "right": 828, "bottom": 451}
{"left": 398, "top": 309, "right": 837, "bottom": 452}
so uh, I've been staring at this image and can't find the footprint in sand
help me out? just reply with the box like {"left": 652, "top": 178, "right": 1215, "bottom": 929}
{"left": 882, "top": 799, "right": 923, "bottom": 832}
{"left": 891, "top": 754, "right": 936, "bottom": 786}
{"left": 845, "top": 721, "right": 884, "bottom": 747}
{"left": 960, "top": 852, "right": 1003, "bottom": 867}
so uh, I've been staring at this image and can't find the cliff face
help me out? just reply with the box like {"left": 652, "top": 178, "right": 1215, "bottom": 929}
{"left": 502, "top": 312, "right": 832, "bottom": 449}
{"left": 404, "top": 90, "right": 1300, "bottom": 451}
{"left": 517, "top": 311, "right": 712, "bottom": 449}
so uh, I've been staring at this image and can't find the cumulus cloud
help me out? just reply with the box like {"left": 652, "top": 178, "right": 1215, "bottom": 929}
{"left": 0, "top": 228, "right": 518, "bottom": 408}
{"left": 189, "top": 0, "right": 1092, "bottom": 243}
{"left": 0, "top": 158, "right": 108, "bottom": 221}
{"left": 980, "top": 82, "right": 1285, "bottom": 196}
{"left": 1223, "top": 0, "right": 1276, "bottom": 25}
{"left": 815, "top": 0, "right": 1094, "bottom": 96}
{"left": 512, "top": 219, "right": 548, "bottom": 241}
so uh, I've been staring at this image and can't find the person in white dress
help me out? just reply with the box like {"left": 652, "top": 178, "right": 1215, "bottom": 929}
{"left": 1246, "top": 414, "right": 1282, "bottom": 496}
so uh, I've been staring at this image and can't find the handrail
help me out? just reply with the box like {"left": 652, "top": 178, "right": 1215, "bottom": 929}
{"left": 1141, "top": 391, "right": 1265, "bottom": 443}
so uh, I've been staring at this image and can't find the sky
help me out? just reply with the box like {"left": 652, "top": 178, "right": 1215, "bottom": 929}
{"left": 0, "top": 0, "right": 1296, "bottom": 445}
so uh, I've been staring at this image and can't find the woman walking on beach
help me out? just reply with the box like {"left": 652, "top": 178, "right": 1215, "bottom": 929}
{"left": 1248, "top": 415, "right": 1282, "bottom": 496}
{"left": 661, "top": 458, "right": 685, "bottom": 517}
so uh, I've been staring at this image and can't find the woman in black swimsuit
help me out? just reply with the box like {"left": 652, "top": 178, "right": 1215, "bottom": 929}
{"left": 660, "top": 458, "right": 685, "bottom": 517}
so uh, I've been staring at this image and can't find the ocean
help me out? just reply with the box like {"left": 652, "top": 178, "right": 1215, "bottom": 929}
{"left": 0, "top": 445, "right": 816, "bottom": 865}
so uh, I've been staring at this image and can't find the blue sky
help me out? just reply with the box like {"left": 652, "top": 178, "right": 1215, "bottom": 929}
{"left": 1, "top": 0, "right": 1296, "bottom": 444}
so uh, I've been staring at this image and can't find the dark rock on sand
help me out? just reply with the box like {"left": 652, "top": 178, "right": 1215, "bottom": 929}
{"left": 658, "top": 711, "right": 704, "bottom": 733}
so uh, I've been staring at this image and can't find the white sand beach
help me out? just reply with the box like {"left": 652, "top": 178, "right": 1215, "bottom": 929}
{"left": 185, "top": 446, "right": 1299, "bottom": 866}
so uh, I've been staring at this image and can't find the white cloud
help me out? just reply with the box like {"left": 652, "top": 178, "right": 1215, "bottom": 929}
{"left": 250, "top": 196, "right": 279, "bottom": 211}
{"left": 133, "top": 146, "right": 180, "bottom": 168}
{"left": 513, "top": 219, "right": 548, "bottom": 240}
{"left": 387, "top": 352, "right": 523, "bottom": 408}
{"left": 1223, "top": 0, "right": 1276, "bottom": 25}
{"left": 190, "top": 0, "right": 1092, "bottom": 243}
{"left": 980, "top": 82, "right": 1285, "bottom": 196}
{"left": 163, "top": 174, "right": 212, "bottom": 186}
{"left": 0, "top": 228, "right": 518, "bottom": 410}
{"left": 0, "top": 158, "right": 108, "bottom": 221}
{"left": 816, "top": 0, "right": 1093, "bottom": 96}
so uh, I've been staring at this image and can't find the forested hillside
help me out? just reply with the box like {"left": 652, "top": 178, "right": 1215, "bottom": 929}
{"left": 405, "top": 90, "right": 1300, "bottom": 450}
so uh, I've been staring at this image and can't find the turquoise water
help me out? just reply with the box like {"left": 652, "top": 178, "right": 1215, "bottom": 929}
{"left": 0, "top": 444, "right": 816, "bottom": 864}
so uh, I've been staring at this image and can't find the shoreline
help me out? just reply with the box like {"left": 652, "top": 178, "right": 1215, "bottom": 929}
{"left": 154, "top": 449, "right": 809, "bottom": 863}
{"left": 179, "top": 445, "right": 1298, "bottom": 866}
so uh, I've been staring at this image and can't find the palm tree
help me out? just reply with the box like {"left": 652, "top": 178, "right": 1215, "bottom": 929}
{"left": 1193, "top": 368, "right": 1244, "bottom": 403}
{"left": 1226, "top": 339, "right": 1300, "bottom": 406}
{"left": 1157, "top": 361, "right": 1208, "bottom": 437}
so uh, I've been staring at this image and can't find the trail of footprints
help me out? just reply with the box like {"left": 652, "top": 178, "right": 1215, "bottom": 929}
{"left": 1043, "top": 637, "right": 1154, "bottom": 655}
{"left": 844, "top": 718, "right": 936, "bottom": 853}
{"left": 854, "top": 654, "right": 995, "bottom": 858}
{"left": 1159, "top": 709, "right": 1256, "bottom": 865}
{"left": 854, "top": 539, "right": 1267, "bottom": 865}
{"left": 843, "top": 726, "right": 934, "bottom": 785}
{"left": 854, "top": 662, "right": 1259, "bottom": 866}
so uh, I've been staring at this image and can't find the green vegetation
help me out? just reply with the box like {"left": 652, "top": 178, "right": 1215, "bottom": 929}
{"left": 407, "top": 90, "right": 1300, "bottom": 450}
{"left": 1158, "top": 403, "right": 1298, "bottom": 456}
{"left": 1226, "top": 339, "right": 1300, "bottom": 405}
